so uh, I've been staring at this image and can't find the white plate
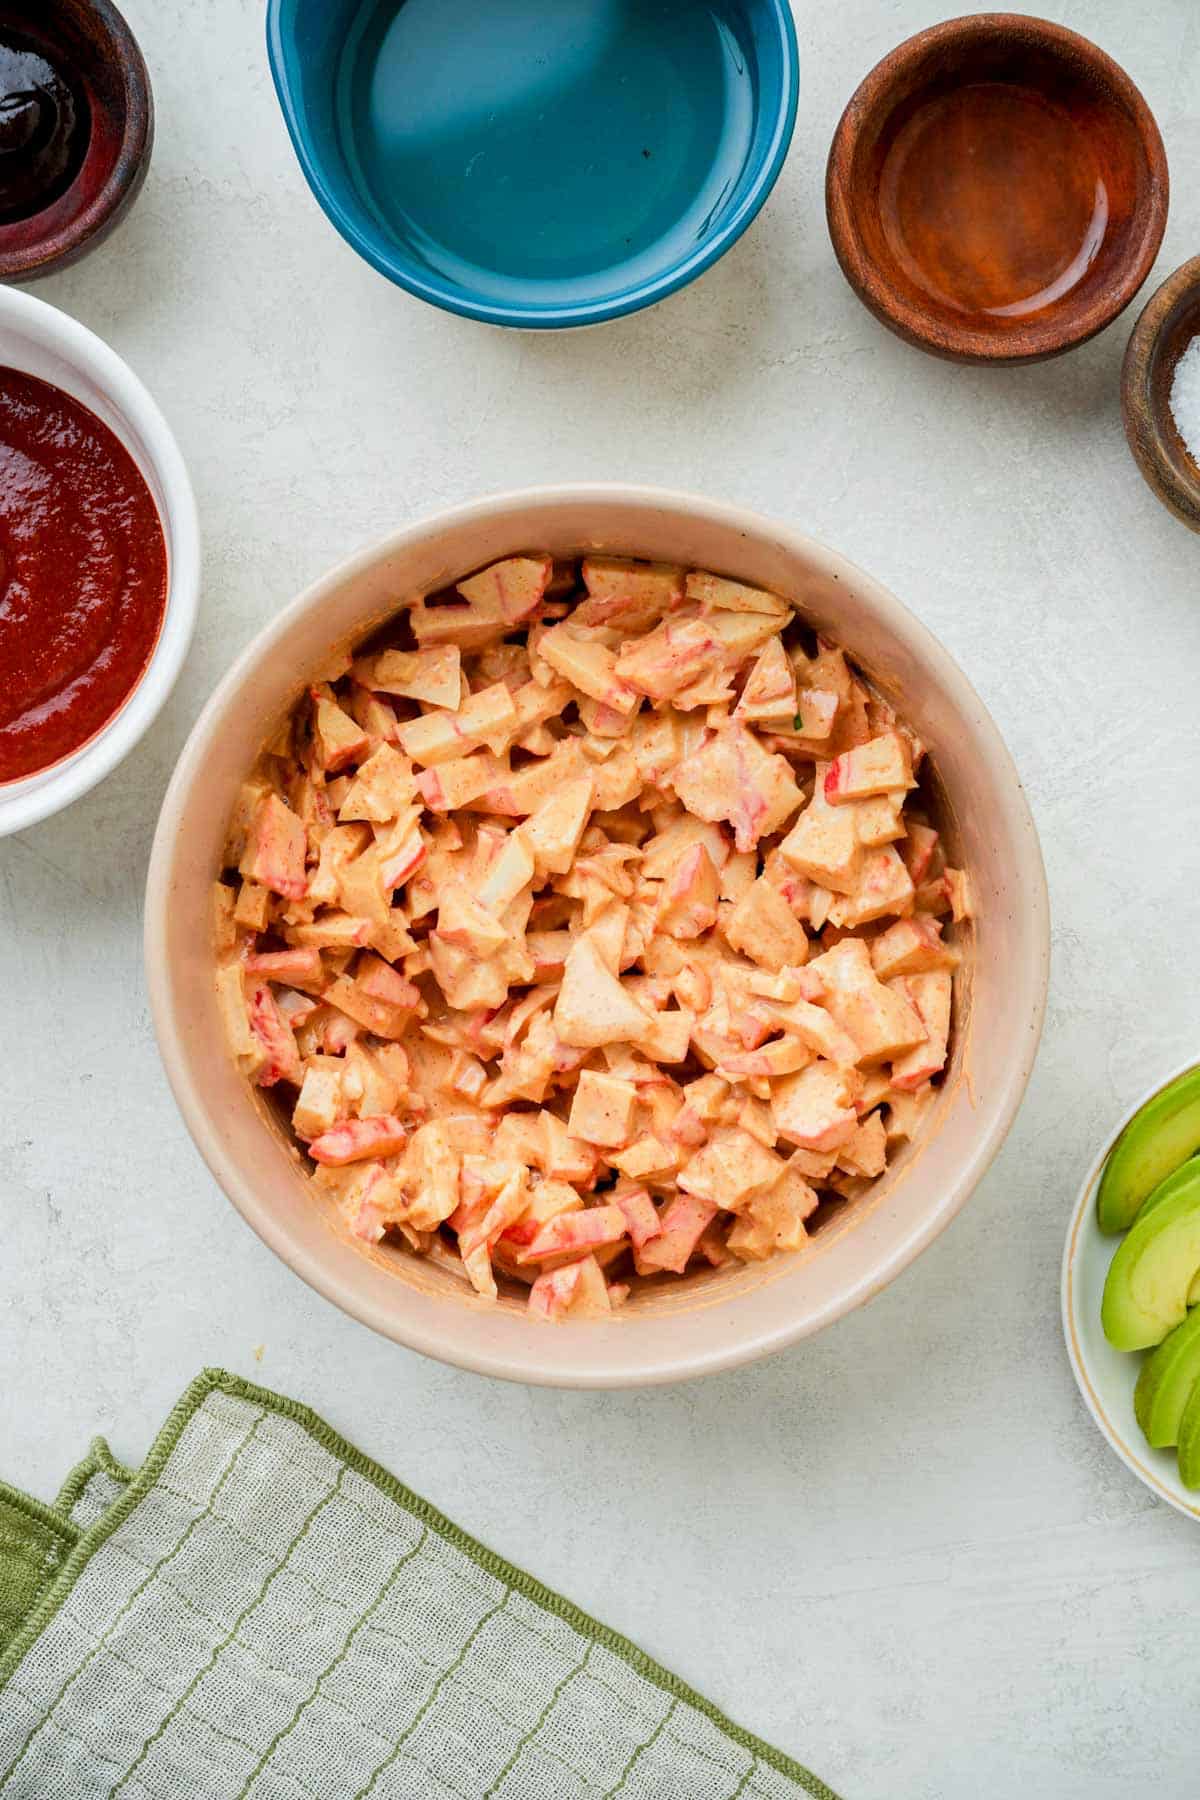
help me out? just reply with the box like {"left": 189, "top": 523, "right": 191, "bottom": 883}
{"left": 1062, "top": 1057, "right": 1200, "bottom": 1523}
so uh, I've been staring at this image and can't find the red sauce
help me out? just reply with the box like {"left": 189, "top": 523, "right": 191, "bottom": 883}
{"left": 0, "top": 366, "right": 167, "bottom": 783}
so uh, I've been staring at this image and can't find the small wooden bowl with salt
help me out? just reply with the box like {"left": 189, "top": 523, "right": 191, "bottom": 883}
{"left": 1122, "top": 255, "right": 1200, "bottom": 533}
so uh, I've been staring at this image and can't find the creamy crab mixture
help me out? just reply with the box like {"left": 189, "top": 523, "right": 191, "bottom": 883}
{"left": 215, "top": 554, "right": 969, "bottom": 1320}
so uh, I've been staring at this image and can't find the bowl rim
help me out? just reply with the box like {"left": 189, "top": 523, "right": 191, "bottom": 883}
{"left": 1061, "top": 1056, "right": 1200, "bottom": 1524}
{"left": 0, "top": 0, "right": 154, "bottom": 279}
{"left": 825, "top": 11, "right": 1170, "bottom": 365}
{"left": 145, "top": 483, "right": 1050, "bottom": 1387}
{"left": 0, "top": 285, "right": 200, "bottom": 836}
{"left": 264, "top": 0, "right": 799, "bottom": 330}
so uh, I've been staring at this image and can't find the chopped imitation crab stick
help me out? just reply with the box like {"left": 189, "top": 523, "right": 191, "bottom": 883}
{"left": 901, "top": 820, "right": 939, "bottom": 885}
{"left": 355, "top": 956, "right": 419, "bottom": 1010}
{"left": 415, "top": 755, "right": 499, "bottom": 812}
{"left": 771, "top": 1061, "right": 862, "bottom": 1152}
{"left": 246, "top": 983, "right": 302, "bottom": 1087}
{"left": 614, "top": 1189, "right": 662, "bottom": 1250}
{"left": 890, "top": 969, "right": 953, "bottom": 1090}
{"left": 476, "top": 832, "right": 535, "bottom": 914}
{"left": 636, "top": 1195, "right": 718, "bottom": 1274}
{"left": 528, "top": 1260, "right": 587, "bottom": 1320}
{"left": 870, "top": 915, "right": 958, "bottom": 979}
{"left": 554, "top": 935, "right": 651, "bottom": 1049}
{"left": 824, "top": 732, "right": 913, "bottom": 803}
{"left": 518, "top": 1205, "right": 628, "bottom": 1264}
{"left": 458, "top": 1171, "right": 528, "bottom": 1261}
{"left": 308, "top": 1115, "right": 408, "bottom": 1166}
{"left": 779, "top": 772, "right": 860, "bottom": 894}
{"left": 397, "top": 683, "right": 517, "bottom": 767}
{"left": 313, "top": 692, "right": 369, "bottom": 772}
{"left": 240, "top": 793, "right": 307, "bottom": 900}
{"left": 828, "top": 843, "right": 915, "bottom": 929}
{"left": 343, "top": 1167, "right": 394, "bottom": 1243}
{"left": 722, "top": 878, "right": 809, "bottom": 971}
{"left": 734, "top": 637, "right": 796, "bottom": 724}
{"left": 567, "top": 1070, "right": 638, "bottom": 1147}
{"left": 538, "top": 622, "right": 638, "bottom": 712}
{"left": 355, "top": 646, "right": 462, "bottom": 709}
{"left": 685, "top": 570, "right": 790, "bottom": 617}
{"left": 717, "top": 1038, "right": 813, "bottom": 1081}
{"left": 461, "top": 1240, "right": 499, "bottom": 1300}
{"left": 293, "top": 1061, "right": 345, "bottom": 1140}
{"left": 569, "top": 1254, "right": 617, "bottom": 1316}
{"left": 338, "top": 744, "right": 415, "bottom": 822}
{"left": 377, "top": 825, "right": 427, "bottom": 892}
{"left": 809, "top": 939, "right": 925, "bottom": 1064}
{"left": 220, "top": 552, "right": 963, "bottom": 1305}
{"left": 436, "top": 883, "right": 507, "bottom": 956}
{"left": 457, "top": 554, "right": 551, "bottom": 623}
{"left": 677, "top": 1127, "right": 786, "bottom": 1209}
{"left": 573, "top": 557, "right": 683, "bottom": 629}
{"left": 244, "top": 946, "right": 323, "bottom": 982}
{"left": 671, "top": 723, "right": 801, "bottom": 853}
{"left": 522, "top": 777, "right": 594, "bottom": 877}
{"left": 655, "top": 842, "right": 720, "bottom": 940}
{"left": 614, "top": 615, "right": 718, "bottom": 701}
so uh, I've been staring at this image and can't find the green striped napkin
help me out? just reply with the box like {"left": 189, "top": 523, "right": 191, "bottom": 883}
{"left": 0, "top": 1370, "right": 837, "bottom": 1799}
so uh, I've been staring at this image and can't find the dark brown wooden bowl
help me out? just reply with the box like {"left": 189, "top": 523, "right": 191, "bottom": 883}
{"left": 1121, "top": 257, "right": 1200, "bottom": 534}
{"left": 0, "top": 0, "right": 153, "bottom": 281}
{"left": 826, "top": 14, "right": 1169, "bottom": 364}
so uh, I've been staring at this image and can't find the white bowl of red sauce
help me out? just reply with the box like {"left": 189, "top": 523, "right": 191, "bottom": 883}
{"left": 0, "top": 286, "right": 198, "bottom": 835}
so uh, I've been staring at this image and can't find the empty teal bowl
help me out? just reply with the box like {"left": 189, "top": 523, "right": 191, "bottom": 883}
{"left": 266, "top": 0, "right": 798, "bottom": 329}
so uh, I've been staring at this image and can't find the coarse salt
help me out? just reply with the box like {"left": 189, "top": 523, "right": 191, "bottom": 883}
{"left": 1169, "top": 334, "right": 1200, "bottom": 465}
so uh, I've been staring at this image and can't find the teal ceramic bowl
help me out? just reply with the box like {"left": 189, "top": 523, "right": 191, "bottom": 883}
{"left": 266, "top": 0, "right": 798, "bottom": 329}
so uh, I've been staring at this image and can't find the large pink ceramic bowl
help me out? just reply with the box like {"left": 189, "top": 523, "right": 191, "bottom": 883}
{"left": 146, "top": 487, "right": 1048, "bottom": 1387}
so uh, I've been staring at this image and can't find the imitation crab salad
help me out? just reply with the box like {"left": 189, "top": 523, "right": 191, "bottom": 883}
{"left": 215, "top": 554, "right": 970, "bottom": 1321}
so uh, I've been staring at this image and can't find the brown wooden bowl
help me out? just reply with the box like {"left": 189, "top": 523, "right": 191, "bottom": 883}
{"left": 0, "top": 0, "right": 153, "bottom": 281}
{"left": 826, "top": 14, "right": 1169, "bottom": 364}
{"left": 1121, "top": 257, "right": 1200, "bottom": 533}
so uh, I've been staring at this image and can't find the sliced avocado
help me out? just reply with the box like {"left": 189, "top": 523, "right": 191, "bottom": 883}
{"left": 1177, "top": 1379, "right": 1200, "bottom": 1490}
{"left": 1101, "top": 1162, "right": 1200, "bottom": 1350}
{"left": 1134, "top": 1306, "right": 1200, "bottom": 1446}
{"left": 1132, "top": 1162, "right": 1200, "bottom": 1304}
{"left": 1097, "top": 1066, "right": 1200, "bottom": 1234}
{"left": 1133, "top": 1153, "right": 1200, "bottom": 1225}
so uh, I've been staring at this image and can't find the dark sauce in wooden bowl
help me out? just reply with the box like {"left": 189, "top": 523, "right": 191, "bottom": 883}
{"left": 0, "top": 27, "right": 88, "bottom": 223}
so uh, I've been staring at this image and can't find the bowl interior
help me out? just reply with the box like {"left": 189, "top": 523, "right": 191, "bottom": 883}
{"left": 0, "top": 294, "right": 195, "bottom": 831}
{"left": 0, "top": 0, "right": 150, "bottom": 277}
{"left": 833, "top": 21, "right": 1165, "bottom": 360}
{"left": 268, "top": 0, "right": 796, "bottom": 326}
{"left": 148, "top": 490, "right": 1048, "bottom": 1386}
{"left": 1064, "top": 1069, "right": 1200, "bottom": 1524}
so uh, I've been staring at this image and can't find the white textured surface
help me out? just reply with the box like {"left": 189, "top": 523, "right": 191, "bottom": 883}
{"left": 2, "top": 2, "right": 1199, "bottom": 1795}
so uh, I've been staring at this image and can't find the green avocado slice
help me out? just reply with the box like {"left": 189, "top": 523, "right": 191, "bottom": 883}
{"left": 1134, "top": 1305, "right": 1200, "bottom": 1447}
{"left": 1134, "top": 1153, "right": 1200, "bottom": 1223}
{"left": 1177, "top": 1380, "right": 1200, "bottom": 1490}
{"left": 1134, "top": 1161, "right": 1200, "bottom": 1303}
{"left": 1097, "top": 1067, "right": 1200, "bottom": 1234}
{"left": 1101, "top": 1162, "right": 1200, "bottom": 1351}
